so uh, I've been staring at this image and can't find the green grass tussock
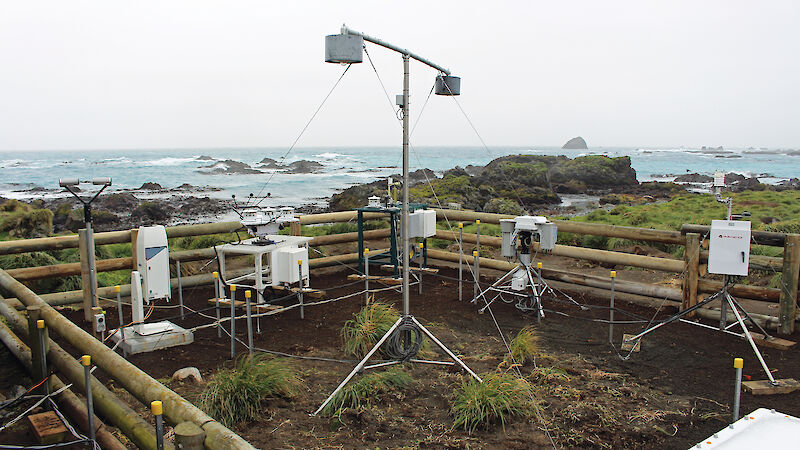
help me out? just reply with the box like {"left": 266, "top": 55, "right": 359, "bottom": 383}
{"left": 450, "top": 371, "right": 537, "bottom": 434}
{"left": 506, "top": 326, "right": 538, "bottom": 366}
{"left": 341, "top": 302, "right": 400, "bottom": 358}
{"left": 321, "top": 368, "right": 412, "bottom": 417}
{"left": 198, "top": 355, "right": 300, "bottom": 427}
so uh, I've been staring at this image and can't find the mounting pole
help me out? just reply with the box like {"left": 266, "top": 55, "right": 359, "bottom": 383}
{"left": 402, "top": 53, "right": 410, "bottom": 317}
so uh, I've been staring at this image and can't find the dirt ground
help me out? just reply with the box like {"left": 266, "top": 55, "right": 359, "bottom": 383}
{"left": 49, "top": 256, "right": 800, "bottom": 449}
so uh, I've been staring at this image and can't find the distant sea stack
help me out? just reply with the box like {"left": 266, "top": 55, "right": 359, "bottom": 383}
{"left": 562, "top": 136, "right": 588, "bottom": 150}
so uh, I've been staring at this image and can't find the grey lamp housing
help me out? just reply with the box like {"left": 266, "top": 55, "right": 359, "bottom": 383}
{"left": 435, "top": 75, "right": 461, "bottom": 96}
{"left": 325, "top": 34, "right": 364, "bottom": 64}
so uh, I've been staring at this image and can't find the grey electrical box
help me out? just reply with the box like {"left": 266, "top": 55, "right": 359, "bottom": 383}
{"left": 396, "top": 94, "right": 405, "bottom": 107}
{"left": 708, "top": 220, "right": 751, "bottom": 276}
{"left": 435, "top": 75, "right": 461, "bottom": 96}
{"left": 93, "top": 313, "right": 106, "bottom": 333}
{"left": 500, "top": 219, "right": 516, "bottom": 258}
{"left": 538, "top": 223, "right": 557, "bottom": 251}
{"left": 325, "top": 34, "right": 363, "bottom": 64}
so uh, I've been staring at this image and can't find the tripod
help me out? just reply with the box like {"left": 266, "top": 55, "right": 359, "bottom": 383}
{"left": 625, "top": 276, "right": 777, "bottom": 384}
{"left": 472, "top": 254, "right": 586, "bottom": 319}
{"left": 312, "top": 314, "right": 482, "bottom": 416}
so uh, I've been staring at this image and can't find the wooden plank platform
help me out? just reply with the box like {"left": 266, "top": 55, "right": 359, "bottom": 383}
{"left": 748, "top": 333, "right": 796, "bottom": 351}
{"left": 207, "top": 299, "right": 283, "bottom": 312}
{"left": 379, "top": 264, "right": 439, "bottom": 274}
{"left": 271, "top": 285, "right": 326, "bottom": 299}
{"left": 742, "top": 378, "right": 800, "bottom": 395}
{"left": 347, "top": 274, "right": 403, "bottom": 285}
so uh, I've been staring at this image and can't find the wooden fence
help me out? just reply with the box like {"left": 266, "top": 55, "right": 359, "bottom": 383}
{"left": 1, "top": 209, "right": 798, "bottom": 333}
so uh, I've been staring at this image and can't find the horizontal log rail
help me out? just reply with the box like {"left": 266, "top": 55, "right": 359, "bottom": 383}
{"left": 6, "top": 229, "right": 392, "bottom": 282}
{"left": 426, "top": 249, "right": 785, "bottom": 330}
{"left": 0, "top": 221, "right": 243, "bottom": 256}
{"left": 3, "top": 251, "right": 365, "bottom": 309}
{"left": 434, "top": 230, "right": 685, "bottom": 273}
{"left": 681, "top": 223, "right": 787, "bottom": 247}
{"left": 433, "top": 209, "right": 685, "bottom": 244}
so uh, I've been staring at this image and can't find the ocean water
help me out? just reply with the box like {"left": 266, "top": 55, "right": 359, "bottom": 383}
{"left": 0, "top": 146, "right": 798, "bottom": 208}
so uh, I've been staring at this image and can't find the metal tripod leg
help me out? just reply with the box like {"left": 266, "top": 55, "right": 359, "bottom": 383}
{"left": 524, "top": 266, "right": 544, "bottom": 321}
{"left": 410, "top": 316, "right": 482, "bottom": 382}
{"left": 625, "top": 290, "right": 724, "bottom": 342}
{"left": 725, "top": 294, "right": 776, "bottom": 384}
{"left": 474, "top": 265, "right": 521, "bottom": 307}
{"left": 727, "top": 294, "right": 771, "bottom": 338}
{"left": 312, "top": 316, "right": 404, "bottom": 416}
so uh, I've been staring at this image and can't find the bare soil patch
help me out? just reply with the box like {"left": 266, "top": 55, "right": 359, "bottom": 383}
{"left": 55, "top": 265, "right": 800, "bottom": 449}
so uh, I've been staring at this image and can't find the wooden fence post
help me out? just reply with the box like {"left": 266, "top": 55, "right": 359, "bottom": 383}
{"left": 130, "top": 229, "right": 139, "bottom": 271}
{"left": 779, "top": 234, "right": 800, "bottom": 335}
{"left": 682, "top": 233, "right": 700, "bottom": 318}
{"left": 78, "top": 229, "right": 94, "bottom": 322}
{"left": 290, "top": 221, "right": 301, "bottom": 236}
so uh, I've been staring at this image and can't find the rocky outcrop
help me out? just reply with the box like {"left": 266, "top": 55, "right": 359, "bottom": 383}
{"left": 328, "top": 154, "right": 638, "bottom": 212}
{"left": 329, "top": 180, "right": 385, "bottom": 211}
{"left": 138, "top": 182, "right": 164, "bottom": 190}
{"left": 562, "top": 136, "right": 588, "bottom": 149}
{"left": 284, "top": 160, "right": 324, "bottom": 174}
{"left": 674, "top": 173, "right": 713, "bottom": 183}
{"left": 258, "top": 157, "right": 282, "bottom": 168}
{"left": 197, "top": 159, "right": 262, "bottom": 175}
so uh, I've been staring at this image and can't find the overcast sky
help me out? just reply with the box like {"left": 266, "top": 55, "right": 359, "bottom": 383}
{"left": 1, "top": 1, "right": 798, "bottom": 151}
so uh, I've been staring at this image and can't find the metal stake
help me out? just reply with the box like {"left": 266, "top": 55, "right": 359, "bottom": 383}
{"left": 230, "top": 285, "right": 236, "bottom": 359}
{"left": 36, "top": 320, "right": 49, "bottom": 398}
{"left": 364, "top": 249, "right": 370, "bottom": 305}
{"left": 609, "top": 271, "right": 616, "bottom": 343}
{"left": 298, "top": 260, "right": 304, "bottom": 319}
{"left": 151, "top": 401, "right": 164, "bottom": 450}
{"left": 212, "top": 272, "right": 221, "bottom": 338}
{"left": 418, "top": 242, "right": 424, "bottom": 295}
{"left": 176, "top": 260, "right": 184, "bottom": 321}
{"left": 245, "top": 290, "right": 253, "bottom": 356}
{"left": 81, "top": 355, "right": 95, "bottom": 449}
{"left": 458, "top": 223, "right": 463, "bottom": 302}
{"left": 733, "top": 357, "right": 743, "bottom": 422}
{"left": 472, "top": 250, "right": 480, "bottom": 303}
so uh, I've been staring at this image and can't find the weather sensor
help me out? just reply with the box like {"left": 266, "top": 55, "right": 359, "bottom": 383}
{"left": 239, "top": 206, "right": 300, "bottom": 244}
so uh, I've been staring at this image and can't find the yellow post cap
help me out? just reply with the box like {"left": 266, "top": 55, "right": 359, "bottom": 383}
{"left": 537, "top": 262, "right": 543, "bottom": 269}
{"left": 734, "top": 358, "right": 744, "bottom": 369}
{"left": 298, "top": 259, "right": 303, "bottom": 265}
{"left": 114, "top": 285, "right": 121, "bottom": 293}
{"left": 610, "top": 271, "right": 617, "bottom": 278}
{"left": 212, "top": 271, "right": 219, "bottom": 279}
{"left": 230, "top": 284, "right": 237, "bottom": 291}
{"left": 36, "top": 320, "right": 45, "bottom": 329}
{"left": 245, "top": 290, "right": 251, "bottom": 298}
{"left": 81, "top": 355, "right": 91, "bottom": 366}
{"left": 458, "top": 222, "right": 463, "bottom": 229}
{"left": 475, "top": 219, "right": 480, "bottom": 225}
{"left": 472, "top": 251, "right": 478, "bottom": 257}
{"left": 151, "top": 400, "right": 163, "bottom": 416}
{"left": 364, "top": 248, "right": 369, "bottom": 255}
